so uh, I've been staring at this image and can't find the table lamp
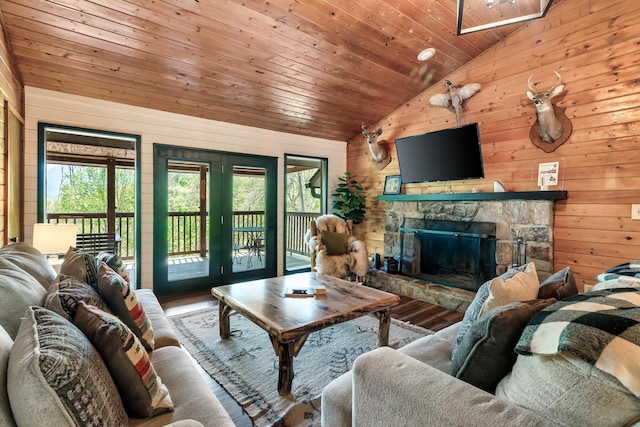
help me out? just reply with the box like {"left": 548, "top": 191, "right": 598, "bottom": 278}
{"left": 32, "top": 223, "right": 77, "bottom": 261}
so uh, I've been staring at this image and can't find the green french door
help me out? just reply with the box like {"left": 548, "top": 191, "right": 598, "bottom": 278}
{"left": 153, "top": 145, "right": 277, "bottom": 297}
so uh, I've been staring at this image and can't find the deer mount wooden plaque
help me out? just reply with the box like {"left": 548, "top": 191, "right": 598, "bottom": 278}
{"left": 529, "top": 104, "right": 573, "bottom": 153}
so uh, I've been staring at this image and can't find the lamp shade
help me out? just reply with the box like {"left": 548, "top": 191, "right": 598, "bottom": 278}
{"left": 32, "top": 223, "right": 77, "bottom": 256}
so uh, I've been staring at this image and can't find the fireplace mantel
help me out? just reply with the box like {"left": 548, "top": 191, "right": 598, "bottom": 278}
{"left": 378, "top": 190, "right": 567, "bottom": 202}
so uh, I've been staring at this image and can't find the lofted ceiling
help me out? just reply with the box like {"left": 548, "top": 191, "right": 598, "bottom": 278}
{"left": 0, "top": 0, "right": 534, "bottom": 141}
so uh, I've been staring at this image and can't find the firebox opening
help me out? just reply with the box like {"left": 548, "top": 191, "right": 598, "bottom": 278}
{"left": 399, "top": 219, "right": 497, "bottom": 292}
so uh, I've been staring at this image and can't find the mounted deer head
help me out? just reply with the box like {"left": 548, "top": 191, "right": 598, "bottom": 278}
{"left": 361, "top": 123, "right": 389, "bottom": 166}
{"left": 526, "top": 71, "right": 566, "bottom": 143}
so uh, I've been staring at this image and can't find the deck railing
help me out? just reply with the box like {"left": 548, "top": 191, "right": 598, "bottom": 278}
{"left": 46, "top": 211, "right": 317, "bottom": 259}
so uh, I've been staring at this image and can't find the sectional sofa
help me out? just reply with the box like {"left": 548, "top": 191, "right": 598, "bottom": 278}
{"left": 322, "top": 262, "right": 640, "bottom": 426}
{"left": 0, "top": 242, "right": 234, "bottom": 426}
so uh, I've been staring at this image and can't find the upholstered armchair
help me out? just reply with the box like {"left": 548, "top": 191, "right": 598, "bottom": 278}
{"left": 304, "top": 214, "right": 368, "bottom": 281}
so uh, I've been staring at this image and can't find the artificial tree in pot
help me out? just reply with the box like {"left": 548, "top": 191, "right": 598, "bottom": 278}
{"left": 332, "top": 171, "right": 366, "bottom": 224}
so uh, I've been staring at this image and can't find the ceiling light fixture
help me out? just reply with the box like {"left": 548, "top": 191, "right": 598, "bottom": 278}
{"left": 417, "top": 48, "right": 435, "bottom": 61}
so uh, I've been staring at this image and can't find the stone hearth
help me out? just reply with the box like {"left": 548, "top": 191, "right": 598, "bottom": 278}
{"left": 367, "top": 269, "right": 474, "bottom": 313}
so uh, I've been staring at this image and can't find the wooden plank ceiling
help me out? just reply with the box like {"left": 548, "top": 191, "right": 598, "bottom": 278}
{"left": 0, "top": 0, "right": 529, "bottom": 141}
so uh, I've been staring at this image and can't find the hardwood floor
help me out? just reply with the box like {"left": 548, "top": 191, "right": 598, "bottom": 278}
{"left": 159, "top": 290, "right": 464, "bottom": 426}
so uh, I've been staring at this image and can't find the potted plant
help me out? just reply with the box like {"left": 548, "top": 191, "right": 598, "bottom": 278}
{"left": 332, "top": 171, "right": 366, "bottom": 224}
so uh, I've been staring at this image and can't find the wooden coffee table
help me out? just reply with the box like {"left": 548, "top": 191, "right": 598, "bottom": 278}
{"left": 210, "top": 272, "right": 400, "bottom": 395}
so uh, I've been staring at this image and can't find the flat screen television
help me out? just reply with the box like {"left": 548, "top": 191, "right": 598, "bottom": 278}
{"left": 395, "top": 123, "right": 484, "bottom": 184}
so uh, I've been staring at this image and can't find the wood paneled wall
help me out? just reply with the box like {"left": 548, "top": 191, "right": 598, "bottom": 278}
{"left": 0, "top": 16, "right": 23, "bottom": 246}
{"left": 347, "top": 0, "right": 640, "bottom": 291}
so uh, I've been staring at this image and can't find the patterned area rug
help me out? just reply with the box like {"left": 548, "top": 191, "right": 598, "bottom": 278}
{"left": 168, "top": 306, "right": 432, "bottom": 427}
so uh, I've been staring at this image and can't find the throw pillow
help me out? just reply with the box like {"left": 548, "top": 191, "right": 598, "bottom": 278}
{"left": 44, "top": 274, "right": 112, "bottom": 320}
{"left": 537, "top": 267, "right": 578, "bottom": 300}
{"left": 480, "top": 262, "right": 539, "bottom": 316}
{"left": 454, "top": 263, "right": 530, "bottom": 347}
{"left": 74, "top": 302, "right": 174, "bottom": 417}
{"left": 60, "top": 247, "right": 99, "bottom": 290}
{"left": 0, "top": 327, "right": 13, "bottom": 427}
{"left": 97, "top": 262, "right": 155, "bottom": 351}
{"left": 97, "top": 252, "right": 131, "bottom": 283}
{"left": 449, "top": 298, "right": 556, "bottom": 393}
{"left": 7, "top": 306, "right": 128, "bottom": 426}
{"left": 321, "top": 230, "right": 348, "bottom": 256}
{"left": 590, "top": 278, "right": 640, "bottom": 292}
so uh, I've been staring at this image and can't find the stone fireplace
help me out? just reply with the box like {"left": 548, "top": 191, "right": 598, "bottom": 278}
{"left": 399, "top": 218, "right": 497, "bottom": 292}
{"left": 376, "top": 192, "right": 566, "bottom": 301}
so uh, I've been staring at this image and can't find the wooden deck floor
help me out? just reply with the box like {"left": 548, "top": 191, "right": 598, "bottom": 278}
{"left": 126, "top": 252, "right": 310, "bottom": 283}
{"left": 161, "top": 290, "right": 464, "bottom": 426}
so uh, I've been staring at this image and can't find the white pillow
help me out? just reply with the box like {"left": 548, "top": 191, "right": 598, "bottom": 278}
{"left": 480, "top": 262, "right": 539, "bottom": 317}
{"left": 590, "top": 278, "right": 640, "bottom": 292}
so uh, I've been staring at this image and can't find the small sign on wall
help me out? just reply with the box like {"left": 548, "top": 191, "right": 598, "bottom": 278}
{"left": 538, "top": 162, "right": 559, "bottom": 190}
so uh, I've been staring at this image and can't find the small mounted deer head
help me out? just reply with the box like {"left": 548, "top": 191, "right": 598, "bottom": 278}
{"left": 526, "top": 71, "right": 566, "bottom": 143}
{"left": 361, "top": 123, "right": 390, "bottom": 170}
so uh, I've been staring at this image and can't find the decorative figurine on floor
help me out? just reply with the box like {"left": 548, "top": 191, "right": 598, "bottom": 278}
{"left": 429, "top": 79, "right": 482, "bottom": 126}
{"left": 361, "top": 123, "right": 391, "bottom": 170}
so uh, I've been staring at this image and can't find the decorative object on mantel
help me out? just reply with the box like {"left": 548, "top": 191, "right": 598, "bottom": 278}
{"left": 525, "top": 72, "right": 572, "bottom": 152}
{"left": 332, "top": 171, "right": 366, "bottom": 224}
{"left": 456, "top": 0, "right": 554, "bottom": 35}
{"left": 383, "top": 175, "right": 402, "bottom": 195}
{"left": 361, "top": 123, "right": 391, "bottom": 170}
{"left": 537, "top": 161, "right": 560, "bottom": 190}
{"left": 493, "top": 179, "right": 506, "bottom": 192}
{"left": 429, "top": 80, "right": 481, "bottom": 127}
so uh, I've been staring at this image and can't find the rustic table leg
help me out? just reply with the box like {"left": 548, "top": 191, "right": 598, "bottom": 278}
{"left": 218, "top": 300, "right": 232, "bottom": 339}
{"left": 275, "top": 340, "right": 295, "bottom": 395}
{"left": 376, "top": 309, "right": 391, "bottom": 347}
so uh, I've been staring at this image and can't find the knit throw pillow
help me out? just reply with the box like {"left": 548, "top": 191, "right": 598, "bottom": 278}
{"left": 7, "top": 306, "right": 128, "bottom": 426}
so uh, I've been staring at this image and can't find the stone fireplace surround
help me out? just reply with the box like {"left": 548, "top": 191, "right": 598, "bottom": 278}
{"left": 366, "top": 191, "right": 567, "bottom": 312}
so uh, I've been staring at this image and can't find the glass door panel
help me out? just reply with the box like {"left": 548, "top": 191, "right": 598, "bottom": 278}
{"left": 231, "top": 166, "right": 266, "bottom": 272}
{"left": 284, "top": 155, "right": 327, "bottom": 274}
{"left": 224, "top": 155, "right": 276, "bottom": 282}
{"left": 166, "top": 161, "right": 209, "bottom": 281}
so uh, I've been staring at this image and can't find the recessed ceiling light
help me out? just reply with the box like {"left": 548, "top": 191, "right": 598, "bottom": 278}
{"left": 417, "top": 48, "right": 435, "bottom": 61}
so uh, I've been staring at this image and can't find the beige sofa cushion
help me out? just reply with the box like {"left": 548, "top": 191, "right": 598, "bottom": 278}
{"left": 7, "top": 306, "right": 128, "bottom": 426}
{"left": 0, "top": 242, "right": 56, "bottom": 289}
{"left": 128, "top": 346, "right": 235, "bottom": 427}
{"left": 0, "top": 326, "right": 15, "bottom": 427}
{"left": 136, "top": 289, "right": 181, "bottom": 348}
{"left": 0, "top": 258, "right": 48, "bottom": 339}
{"left": 496, "top": 352, "right": 640, "bottom": 426}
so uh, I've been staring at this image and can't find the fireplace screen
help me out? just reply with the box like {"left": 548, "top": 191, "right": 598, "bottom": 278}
{"left": 400, "top": 219, "right": 496, "bottom": 291}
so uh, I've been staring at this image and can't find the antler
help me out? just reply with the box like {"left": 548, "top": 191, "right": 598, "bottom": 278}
{"left": 550, "top": 71, "right": 562, "bottom": 91}
{"left": 528, "top": 72, "right": 563, "bottom": 93}
{"left": 361, "top": 122, "right": 369, "bottom": 136}
{"left": 527, "top": 75, "right": 537, "bottom": 92}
